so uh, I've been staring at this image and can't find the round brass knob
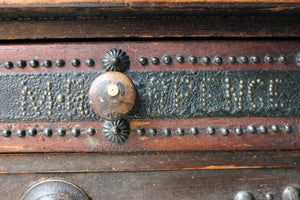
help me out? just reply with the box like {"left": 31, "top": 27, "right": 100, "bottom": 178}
{"left": 282, "top": 186, "right": 300, "bottom": 200}
{"left": 88, "top": 71, "right": 136, "bottom": 121}
{"left": 21, "top": 178, "right": 89, "bottom": 200}
{"left": 234, "top": 191, "right": 255, "bottom": 200}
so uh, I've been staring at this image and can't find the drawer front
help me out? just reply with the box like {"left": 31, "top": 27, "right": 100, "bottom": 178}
{"left": 0, "top": 40, "right": 299, "bottom": 152}
{"left": 2, "top": 168, "right": 300, "bottom": 200}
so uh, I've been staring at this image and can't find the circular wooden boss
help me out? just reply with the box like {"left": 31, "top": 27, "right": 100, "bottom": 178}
{"left": 88, "top": 71, "right": 136, "bottom": 120}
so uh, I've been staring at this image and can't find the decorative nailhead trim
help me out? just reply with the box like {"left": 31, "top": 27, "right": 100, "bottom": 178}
{"left": 1, "top": 54, "right": 292, "bottom": 69}
{"left": 138, "top": 57, "right": 148, "bottom": 66}
{"left": 135, "top": 124, "right": 295, "bottom": 137}
{"left": 176, "top": 55, "right": 184, "bottom": 64}
{"left": 1, "top": 127, "right": 97, "bottom": 138}
{"left": 4, "top": 61, "right": 13, "bottom": 69}
{"left": 17, "top": 60, "right": 26, "bottom": 68}
{"left": 162, "top": 55, "right": 172, "bottom": 65}
{"left": 42, "top": 60, "right": 52, "bottom": 68}
{"left": 55, "top": 59, "right": 65, "bottom": 67}
{"left": 264, "top": 55, "right": 274, "bottom": 64}
{"left": 2, "top": 58, "right": 97, "bottom": 69}
{"left": 151, "top": 57, "right": 160, "bottom": 65}
{"left": 85, "top": 58, "right": 95, "bottom": 67}
{"left": 234, "top": 186, "right": 300, "bottom": 200}
{"left": 29, "top": 59, "right": 39, "bottom": 68}
{"left": 228, "top": 56, "right": 237, "bottom": 64}
{"left": 239, "top": 56, "right": 248, "bottom": 64}
{"left": 250, "top": 56, "right": 260, "bottom": 64}
{"left": 137, "top": 55, "right": 290, "bottom": 66}
{"left": 71, "top": 58, "right": 81, "bottom": 67}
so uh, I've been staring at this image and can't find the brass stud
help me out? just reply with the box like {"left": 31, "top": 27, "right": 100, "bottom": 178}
{"left": 86, "top": 127, "right": 96, "bottom": 136}
{"left": 42, "top": 59, "right": 52, "bottom": 68}
{"left": 247, "top": 125, "right": 256, "bottom": 133}
{"left": 162, "top": 55, "right": 172, "bottom": 65}
{"left": 176, "top": 55, "right": 184, "bottom": 64}
{"left": 28, "top": 128, "right": 37, "bottom": 136}
{"left": 234, "top": 191, "right": 254, "bottom": 200}
{"left": 284, "top": 124, "right": 293, "bottom": 133}
{"left": 85, "top": 58, "right": 95, "bottom": 67}
{"left": 271, "top": 124, "right": 280, "bottom": 133}
{"left": 250, "top": 56, "right": 260, "bottom": 64}
{"left": 151, "top": 57, "right": 160, "bottom": 65}
{"left": 149, "top": 128, "right": 157, "bottom": 136}
{"left": 265, "top": 55, "right": 273, "bottom": 64}
{"left": 188, "top": 55, "right": 197, "bottom": 64}
{"left": 71, "top": 128, "right": 80, "bottom": 137}
{"left": 17, "top": 129, "right": 26, "bottom": 138}
{"left": 138, "top": 57, "right": 148, "bottom": 65}
{"left": 235, "top": 127, "right": 243, "bottom": 136}
{"left": 55, "top": 59, "right": 65, "bottom": 67}
{"left": 56, "top": 94, "right": 65, "bottom": 102}
{"left": 228, "top": 56, "right": 237, "bottom": 64}
{"left": 58, "top": 128, "right": 66, "bottom": 136}
{"left": 213, "top": 56, "right": 223, "bottom": 65}
{"left": 258, "top": 125, "right": 268, "bottom": 134}
{"left": 190, "top": 127, "right": 199, "bottom": 135}
{"left": 177, "top": 128, "right": 185, "bottom": 136}
{"left": 3, "top": 129, "right": 11, "bottom": 137}
{"left": 207, "top": 126, "right": 215, "bottom": 135}
{"left": 282, "top": 186, "right": 300, "bottom": 200}
{"left": 29, "top": 60, "right": 39, "bottom": 68}
{"left": 71, "top": 58, "right": 81, "bottom": 67}
{"left": 201, "top": 56, "right": 210, "bottom": 65}
{"left": 220, "top": 128, "right": 230, "bottom": 136}
{"left": 265, "top": 193, "right": 274, "bottom": 200}
{"left": 279, "top": 56, "right": 288, "bottom": 64}
{"left": 163, "top": 128, "right": 171, "bottom": 137}
{"left": 239, "top": 56, "right": 248, "bottom": 64}
{"left": 17, "top": 60, "right": 27, "bottom": 68}
{"left": 44, "top": 128, "right": 52, "bottom": 137}
{"left": 137, "top": 128, "right": 145, "bottom": 136}
{"left": 4, "top": 61, "right": 13, "bottom": 69}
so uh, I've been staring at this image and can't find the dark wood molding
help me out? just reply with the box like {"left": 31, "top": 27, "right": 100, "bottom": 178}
{"left": 0, "top": 151, "right": 299, "bottom": 174}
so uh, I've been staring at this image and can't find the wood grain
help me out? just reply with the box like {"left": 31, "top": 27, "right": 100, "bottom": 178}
{"left": 0, "top": 0, "right": 299, "bottom": 6}
{"left": 0, "top": 41, "right": 299, "bottom": 153}
{"left": 0, "top": 151, "right": 299, "bottom": 174}
{"left": 0, "top": 15, "right": 299, "bottom": 39}
{"left": 1, "top": 168, "right": 299, "bottom": 200}
{"left": 0, "top": 117, "right": 299, "bottom": 153}
{"left": 0, "top": 40, "right": 299, "bottom": 73}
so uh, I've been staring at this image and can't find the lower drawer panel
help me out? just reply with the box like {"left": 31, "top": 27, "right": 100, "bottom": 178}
{"left": 2, "top": 168, "right": 300, "bottom": 200}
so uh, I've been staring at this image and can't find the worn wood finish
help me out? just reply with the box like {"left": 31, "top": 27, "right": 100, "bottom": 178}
{"left": 2, "top": 0, "right": 300, "bottom": 5}
{"left": 0, "top": 41, "right": 299, "bottom": 152}
{"left": 1, "top": 168, "right": 299, "bottom": 200}
{"left": 0, "top": 40, "right": 299, "bottom": 73}
{"left": 0, "top": 15, "right": 299, "bottom": 39}
{"left": 0, "top": 151, "right": 299, "bottom": 174}
{"left": 0, "top": 117, "right": 299, "bottom": 152}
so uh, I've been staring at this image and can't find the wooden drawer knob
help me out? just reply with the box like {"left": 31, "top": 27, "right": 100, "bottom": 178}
{"left": 88, "top": 71, "right": 136, "bottom": 121}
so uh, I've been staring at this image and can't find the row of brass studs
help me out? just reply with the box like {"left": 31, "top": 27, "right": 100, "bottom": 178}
{"left": 1, "top": 127, "right": 96, "bottom": 138}
{"left": 3, "top": 58, "right": 95, "bottom": 69}
{"left": 138, "top": 55, "right": 288, "bottom": 66}
{"left": 234, "top": 186, "right": 300, "bottom": 200}
{"left": 136, "top": 124, "right": 294, "bottom": 137}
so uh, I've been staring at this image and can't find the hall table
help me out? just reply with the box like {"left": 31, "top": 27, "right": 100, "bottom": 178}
{"left": 0, "top": 1, "right": 299, "bottom": 199}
